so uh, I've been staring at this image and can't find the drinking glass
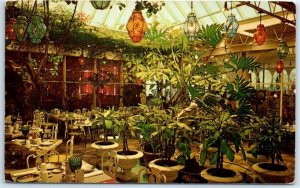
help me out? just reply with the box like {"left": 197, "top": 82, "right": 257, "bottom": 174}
{"left": 68, "top": 155, "right": 82, "bottom": 173}
{"left": 21, "top": 125, "right": 30, "bottom": 144}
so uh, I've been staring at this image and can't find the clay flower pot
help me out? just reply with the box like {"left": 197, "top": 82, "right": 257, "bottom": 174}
{"left": 200, "top": 167, "right": 243, "bottom": 183}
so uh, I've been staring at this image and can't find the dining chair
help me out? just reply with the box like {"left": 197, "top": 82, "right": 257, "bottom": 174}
{"left": 68, "top": 121, "right": 86, "bottom": 147}
{"left": 107, "top": 150, "right": 119, "bottom": 179}
{"left": 42, "top": 123, "right": 58, "bottom": 140}
{"left": 48, "top": 136, "right": 74, "bottom": 163}
{"left": 138, "top": 167, "right": 167, "bottom": 183}
{"left": 26, "top": 150, "right": 52, "bottom": 168}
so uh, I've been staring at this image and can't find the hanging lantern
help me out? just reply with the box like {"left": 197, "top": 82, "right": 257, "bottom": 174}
{"left": 224, "top": 13, "right": 239, "bottom": 38}
{"left": 126, "top": 10, "right": 147, "bottom": 43}
{"left": 90, "top": 0, "right": 111, "bottom": 10}
{"left": 253, "top": 24, "right": 267, "bottom": 45}
{"left": 27, "top": 15, "right": 46, "bottom": 44}
{"left": 79, "top": 55, "right": 85, "bottom": 66}
{"left": 82, "top": 84, "right": 93, "bottom": 95}
{"left": 183, "top": 2, "right": 200, "bottom": 42}
{"left": 276, "top": 40, "right": 289, "bottom": 59}
{"left": 6, "top": 18, "right": 17, "bottom": 40}
{"left": 14, "top": 16, "right": 28, "bottom": 42}
{"left": 275, "top": 60, "right": 284, "bottom": 74}
{"left": 253, "top": 13, "right": 267, "bottom": 45}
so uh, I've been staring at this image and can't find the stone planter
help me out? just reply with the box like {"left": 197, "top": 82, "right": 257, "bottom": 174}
{"left": 200, "top": 167, "right": 243, "bottom": 183}
{"left": 143, "top": 151, "right": 161, "bottom": 168}
{"left": 252, "top": 162, "right": 293, "bottom": 183}
{"left": 90, "top": 141, "right": 119, "bottom": 169}
{"left": 116, "top": 150, "right": 143, "bottom": 181}
{"left": 148, "top": 159, "right": 184, "bottom": 183}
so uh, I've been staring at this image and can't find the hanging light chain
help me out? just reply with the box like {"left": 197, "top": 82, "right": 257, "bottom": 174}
{"left": 191, "top": 1, "right": 193, "bottom": 11}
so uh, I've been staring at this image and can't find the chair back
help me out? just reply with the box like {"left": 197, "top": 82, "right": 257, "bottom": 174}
{"left": 66, "top": 136, "right": 74, "bottom": 160}
{"left": 138, "top": 167, "right": 167, "bottom": 183}
{"left": 108, "top": 150, "right": 119, "bottom": 179}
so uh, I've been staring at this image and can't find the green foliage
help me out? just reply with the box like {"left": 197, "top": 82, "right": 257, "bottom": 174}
{"left": 248, "top": 113, "right": 284, "bottom": 165}
{"left": 224, "top": 54, "right": 260, "bottom": 72}
{"left": 198, "top": 24, "right": 224, "bottom": 48}
{"left": 48, "top": 55, "right": 63, "bottom": 76}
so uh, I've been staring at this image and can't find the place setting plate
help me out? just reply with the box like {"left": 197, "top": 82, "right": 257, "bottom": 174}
{"left": 52, "top": 168, "right": 64, "bottom": 174}
{"left": 46, "top": 162, "right": 62, "bottom": 170}
{"left": 16, "top": 174, "right": 40, "bottom": 183}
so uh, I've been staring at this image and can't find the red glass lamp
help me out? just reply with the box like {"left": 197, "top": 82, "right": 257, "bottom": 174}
{"left": 126, "top": 10, "right": 147, "bottom": 43}
{"left": 275, "top": 60, "right": 284, "bottom": 74}
{"left": 253, "top": 13, "right": 267, "bottom": 45}
{"left": 79, "top": 55, "right": 85, "bottom": 66}
{"left": 6, "top": 18, "right": 17, "bottom": 40}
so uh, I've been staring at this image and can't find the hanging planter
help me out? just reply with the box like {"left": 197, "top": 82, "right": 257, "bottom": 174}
{"left": 126, "top": 10, "right": 147, "bottom": 43}
{"left": 254, "top": 24, "right": 267, "bottom": 45}
{"left": 276, "top": 40, "right": 289, "bottom": 59}
{"left": 224, "top": 13, "right": 239, "bottom": 38}
{"left": 6, "top": 18, "right": 17, "bottom": 40}
{"left": 65, "top": 0, "right": 77, "bottom": 5}
{"left": 14, "top": 16, "right": 28, "bottom": 42}
{"left": 275, "top": 60, "right": 284, "bottom": 74}
{"left": 27, "top": 15, "right": 46, "bottom": 44}
{"left": 90, "top": 0, "right": 111, "bottom": 10}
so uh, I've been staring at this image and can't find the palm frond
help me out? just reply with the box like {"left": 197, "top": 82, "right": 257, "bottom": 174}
{"left": 198, "top": 23, "right": 224, "bottom": 48}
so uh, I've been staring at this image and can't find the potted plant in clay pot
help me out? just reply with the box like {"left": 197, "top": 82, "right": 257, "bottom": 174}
{"left": 148, "top": 115, "right": 192, "bottom": 183}
{"left": 195, "top": 54, "right": 260, "bottom": 183}
{"left": 250, "top": 113, "right": 293, "bottom": 183}
{"left": 129, "top": 104, "right": 168, "bottom": 167}
{"left": 113, "top": 108, "right": 144, "bottom": 182}
{"left": 90, "top": 109, "right": 119, "bottom": 169}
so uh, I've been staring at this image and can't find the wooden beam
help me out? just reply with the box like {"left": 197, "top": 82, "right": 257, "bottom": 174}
{"left": 239, "top": 2, "right": 296, "bottom": 26}
{"left": 212, "top": 39, "right": 295, "bottom": 56}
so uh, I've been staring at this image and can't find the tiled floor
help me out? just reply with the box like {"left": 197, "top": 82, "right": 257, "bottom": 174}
{"left": 56, "top": 136, "right": 295, "bottom": 184}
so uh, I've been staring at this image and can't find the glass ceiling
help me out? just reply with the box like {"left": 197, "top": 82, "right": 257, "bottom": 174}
{"left": 46, "top": 0, "right": 283, "bottom": 32}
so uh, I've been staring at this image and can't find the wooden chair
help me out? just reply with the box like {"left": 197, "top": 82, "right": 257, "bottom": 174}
{"left": 48, "top": 136, "right": 74, "bottom": 163}
{"left": 138, "top": 168, "right": 167, "bottom": 183}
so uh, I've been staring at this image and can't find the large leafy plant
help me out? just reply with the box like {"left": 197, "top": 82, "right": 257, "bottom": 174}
{"left": 248, "top": 113, "right": 284, "bottom": 165}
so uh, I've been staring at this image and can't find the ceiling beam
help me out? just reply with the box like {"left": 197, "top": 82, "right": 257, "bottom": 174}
{"left": 273, "top": 2, "right": 296, "bottom": 14}
{"left": 239, "top": 1, "right": 296, "bottom": 26}
{"left": 212, "top": 38, "right": 295, "bottom": 56}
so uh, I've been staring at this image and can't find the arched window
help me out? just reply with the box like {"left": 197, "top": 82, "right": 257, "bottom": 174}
{"left": 258, "top": 70, "right": 272, "bottom": 89}
{"left": 273, "top": 69, "right": 288, "bottom": 91}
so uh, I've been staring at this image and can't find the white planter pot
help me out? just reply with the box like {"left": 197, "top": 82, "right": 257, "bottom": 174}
{"left": 91, "top": 141, "right": 119, "bottom": 169}
{"left": 200, "top": 167, "right": 243, "bottom": 183}
{"left": 252, "top": 162, "right": 293, "bottom": 183}
{"left": 116, "top": 150, "right": 143, "bottom": 181}
{"left": 148, "top": 159, "right": 184, "bottom": 183}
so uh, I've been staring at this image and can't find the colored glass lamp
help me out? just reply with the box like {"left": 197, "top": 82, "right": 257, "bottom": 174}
{"left": 224, "top": 13, "right": 239, "bottom": 38}
{"left": 27, "top": 15, "right": 46, "bottom": 44}
{"left": 90, "top": 0, "right": 111, "bottom": 10}
{"left": 14, "top": 16, "right": 28, "bottom": 42}
{"left": 276, "top": 40, "right": 289, "bottom": 59}
{"left": 126, "top": 10, "right": 147, "bottom": 43}
{"left": 79, "top": 55, "right": 85, "bottom": 65}
{"left": 275, "top": 60, "right": 284, "bottom": 74}
{"left": 183, "top": 2, "right": 200, "bottom": 42}
{"left": 6, "top": 18, "right": 17, "bottom": 40}
{"left": 253, "top": 13, "right": 267, "bottom": 45}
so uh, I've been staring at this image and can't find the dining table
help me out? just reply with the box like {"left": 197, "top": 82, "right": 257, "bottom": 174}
{"left": 7, "top": 160, "right": 118, "bottom": 183}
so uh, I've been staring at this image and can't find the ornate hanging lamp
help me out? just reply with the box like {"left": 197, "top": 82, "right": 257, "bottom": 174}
{"left": 126, "top": 7, "right": 147, "bottom": 43}
{"left": 276, "top": 40, "right": 289, "bottom": 60}
{"left": 183, "top": 1, "right": 200, "bottom": 42}
{"left": 65, "top": 0, "right": 77, "bottom": 5}
{"left": 90, "top": 0, "right": 111, "bottom": 10}
{"left": 253, "top": 12, "right": 267, "bottom": 45}
{"left": 224, "top": 13, "right": 239, "bottom": 38}
{"left": 14, "top": 16, "right": 28, "bottom": 42}
{"left": 6, "top": 18, "right": 17, "bottom": 40}
{"left": 275, "top": 60, "right": 284, "bottom": 75}
{"left": 27, "top": 15, "right": 46, "bottom": 44}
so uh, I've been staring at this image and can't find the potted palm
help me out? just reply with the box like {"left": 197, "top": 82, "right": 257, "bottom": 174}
{"left": 250, "top": 113, "right": 293, "bottom": 183}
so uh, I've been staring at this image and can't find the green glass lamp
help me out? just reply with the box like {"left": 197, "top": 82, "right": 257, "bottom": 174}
{"left": 90, "top": 0, "right": 111, "bottom": 10}
{"left": 276, "top": 40, "right": 289, "bottom": 59}
{"left": 14, "top": 16, "right": 28, "bottom": 42}
{"left": 27, "top": 15, "right": 46, "bottom": 44}
{"left": 224, "top": 13, "right": 239, "bottom": 38}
